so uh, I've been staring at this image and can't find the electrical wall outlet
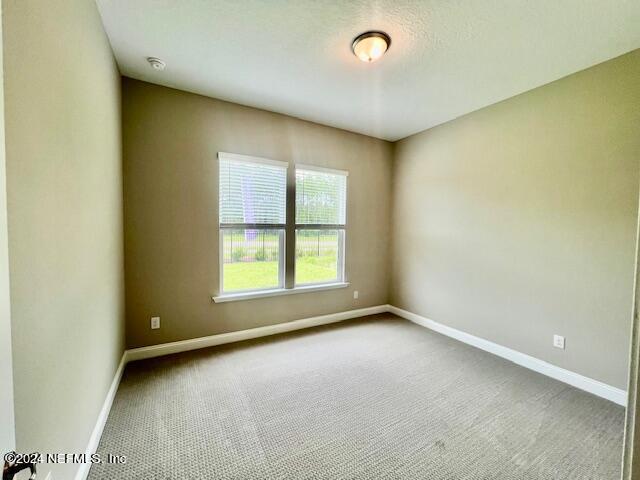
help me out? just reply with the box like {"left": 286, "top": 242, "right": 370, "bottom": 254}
{"left": 553, "top": 334, "right": 565, "bottom": 349}
{"left": 151, "top": 316, "right": 160, "bottom": 329}
{"left": 353, "top": 290, "right": 359, "bottom": 299}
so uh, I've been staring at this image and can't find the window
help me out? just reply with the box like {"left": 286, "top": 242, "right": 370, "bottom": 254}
{"left": 219, "top": 153, "right": 287, "bottom": 293}
{"left": 295, "top": 166, "right": 347, "bottom": 285}
{"left": 218, "top": 153, "right": 347, "bottom": 298}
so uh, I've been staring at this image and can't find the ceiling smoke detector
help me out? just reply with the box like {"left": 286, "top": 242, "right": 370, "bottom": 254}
{"left": 146, "top": 57, "right": 166, "bottom": 71}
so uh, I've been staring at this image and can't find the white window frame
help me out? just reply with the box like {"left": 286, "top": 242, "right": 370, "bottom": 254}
{"left": 214, "top": 154, "right": 349, "bottom": 302}
{"left": 218, "top": 152, "right": 288, "bottom": 295}
{"left": 294, "top": 164, "right": 348, "bottom": 287}
{"left": 294, "top": 229, "right": 346, "bottom": 287}
{"left": 218, "top": 228, "right": 286, "bottom": 295}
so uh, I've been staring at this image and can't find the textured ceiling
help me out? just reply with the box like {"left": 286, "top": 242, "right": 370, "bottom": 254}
{"left": 96, "top": 0, "right": 640, "bottom": 141}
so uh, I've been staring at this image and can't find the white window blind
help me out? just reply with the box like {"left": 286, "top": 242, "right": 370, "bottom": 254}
{"left": 295, "top": 167, "right": 347, "bottom": 225}
{"left": 219, "top": 153, "right": 287, "bottom": 225}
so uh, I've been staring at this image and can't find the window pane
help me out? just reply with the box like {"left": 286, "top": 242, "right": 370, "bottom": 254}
{"left": 296, "top": 169, "right": 346, "bottom": 224}
{"left": 222, "top": 229, "right": 283, "bottom": 292}
{"left": 295, "top": 229, "right": 342, "bottom": 285}
{"left": 219, "top": 157, "right": 287, "bottom": 224}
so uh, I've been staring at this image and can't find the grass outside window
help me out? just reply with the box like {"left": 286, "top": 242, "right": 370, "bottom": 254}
{"left": 222, "top": 231, "right": 339, "bottom": 292}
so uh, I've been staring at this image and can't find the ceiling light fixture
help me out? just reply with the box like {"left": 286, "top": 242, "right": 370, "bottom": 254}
{"left": 147, "top": 57, "right": 166, "bottom": 71}
{"left": 351, "top": 31, "right": 391, "bottom": 63}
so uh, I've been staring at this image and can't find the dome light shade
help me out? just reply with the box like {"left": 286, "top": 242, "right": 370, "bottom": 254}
{"left": 352, "top": 31, "right": 391, "bottom": 63}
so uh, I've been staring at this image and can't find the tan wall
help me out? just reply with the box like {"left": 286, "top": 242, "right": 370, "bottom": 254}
{"left": 0, "top": 0, "right": 14, "bottom": 454}
{"left": 390, "top": 50, "right": 640, "bottom": 390}
{"left": 122, "top": 78, "right": 393, "bottom": 348}
{"left": 3, "top": 0, "right": 124, "bottom": 478}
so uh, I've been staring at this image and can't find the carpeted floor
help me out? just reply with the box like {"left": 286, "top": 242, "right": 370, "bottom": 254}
{"left": 88, "top": 314, "right": 624, "bottom": 479}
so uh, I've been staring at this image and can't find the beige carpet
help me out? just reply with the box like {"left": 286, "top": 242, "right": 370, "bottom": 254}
{"left": 89, "top": 314, "right": 624, "bottom": 479}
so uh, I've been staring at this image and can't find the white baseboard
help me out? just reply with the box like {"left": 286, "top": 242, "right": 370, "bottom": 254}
{"left": 387, "top": 305, "right": 628, "bottom": 406}
{"left": 74, "top": 353, "right": 126, "bottom": 480}
{"left": 125, "top": 305, "right": 388, "bottom": 363}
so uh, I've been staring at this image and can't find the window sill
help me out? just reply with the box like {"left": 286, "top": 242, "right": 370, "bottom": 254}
{"left": 212, "top": 282, "right": 350, "bottom": 303}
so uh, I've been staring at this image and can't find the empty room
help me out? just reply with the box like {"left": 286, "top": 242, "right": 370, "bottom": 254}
{"left": 2, "top": 1, "right": 640, "bottom": 479}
